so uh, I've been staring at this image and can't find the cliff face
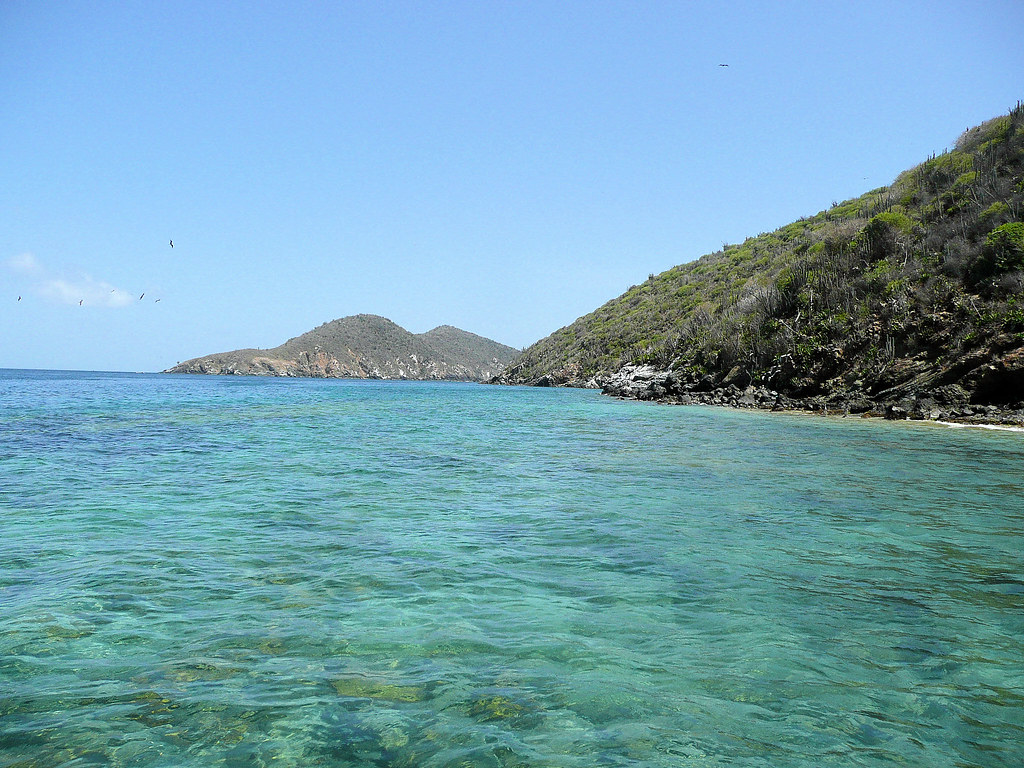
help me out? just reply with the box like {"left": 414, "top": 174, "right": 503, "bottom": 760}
{"left": 166, "top": 314, "right": 518, "bottom": 381}
{"left": 494, "top": 106, "right": 1024, "bottom": 424}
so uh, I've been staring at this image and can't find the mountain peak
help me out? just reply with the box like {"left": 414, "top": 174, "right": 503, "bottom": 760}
{"left": 166, "top": 315, "right": 518, "bottom": 380}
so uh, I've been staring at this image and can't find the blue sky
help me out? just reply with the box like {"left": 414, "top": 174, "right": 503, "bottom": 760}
{"left": 2, "top": 0, "right": 1022, "bottom": 372}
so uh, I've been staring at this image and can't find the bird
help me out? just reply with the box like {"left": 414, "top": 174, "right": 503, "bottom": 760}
{"left": 155, "top": 298, "right": 161, "bottom": 303}
{"left": 719, "top": 63, "right": 729, "bottom": 67}
{"left": 79, "top": 299, "right": 83, "bottom": 306}
{"left": 169, "top": 240, "right": 174, "bottom": 248}
{"left": 18, "top": 296, "right": 21, "bottom": 301}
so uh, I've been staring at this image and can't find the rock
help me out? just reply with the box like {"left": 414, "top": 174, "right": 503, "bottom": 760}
{"left": 931, "top": 384, "right": 970, "bottom": 405}
{"left": 885, "top": 404, "right": 908, "bottom": 420}
{"left": 600, "top": 365, "right": 677, "bottom": 400}
{"left": 577, "top": 341, "right": 1024, "bottom": 426}
{"left": 721, "top": 366, "right": 751, "bottom": 389}
{"left": 693, "top": 374, "right": 717, "bottom": 392}
{"left": 623, "top": 364, "right": 659, "bottom": 381}
{"left": 736, "top": 388, "right": 759, "bottom": 407}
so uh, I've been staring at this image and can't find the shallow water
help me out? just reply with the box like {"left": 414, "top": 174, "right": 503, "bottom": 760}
{"left": 1, "top": 369, "right": 1022, "bottom": 767}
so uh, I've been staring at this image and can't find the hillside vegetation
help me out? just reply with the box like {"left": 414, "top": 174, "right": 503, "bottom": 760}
{"left": 167, "top": 314, "right": 517, "bottom": 381}
{"left": 496, "top": 105, "right": 1024, "bottom": 420}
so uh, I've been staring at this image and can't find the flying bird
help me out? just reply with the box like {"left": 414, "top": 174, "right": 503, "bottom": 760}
{"left": 169, "top": 240, "right": 174, "bottom": 248}
{"left": 18, "top": 296, "right": 21, "bottom": 301}
{"left": 139, "top": 293, "right": 145, "bottom": 300}
{"left": 79, "top": 300, "right": 83, "bottom": 306}
{"left": 719, "top": 63, "right": 729, "bottom": 67}
{"left": 155, "top": 298, "right": 161, "bottom": 303}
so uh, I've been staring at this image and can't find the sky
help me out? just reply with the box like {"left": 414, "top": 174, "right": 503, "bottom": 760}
{"left": 2, "top": 1, "right": 1022, "bottom": 372}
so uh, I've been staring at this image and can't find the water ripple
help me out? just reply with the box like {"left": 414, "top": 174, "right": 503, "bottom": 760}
{"left": 1, "top": 370, "right": 1022, "bottom": 767}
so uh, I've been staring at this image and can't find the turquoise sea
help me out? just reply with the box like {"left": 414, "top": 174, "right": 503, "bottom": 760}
{"left": 1, "top": 369, "right": 1022, "bottom": 767}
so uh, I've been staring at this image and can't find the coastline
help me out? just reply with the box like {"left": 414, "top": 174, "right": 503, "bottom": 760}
{"left": 632, "top": 394, "right": 1024, "bottom": 431}
{"left": 539, "top": 364, "right": 1024, "bottom": 429}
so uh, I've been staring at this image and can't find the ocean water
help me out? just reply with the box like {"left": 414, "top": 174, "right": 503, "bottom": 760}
{"left": 1, "top": 369, "right": 1022, "bottom": 768}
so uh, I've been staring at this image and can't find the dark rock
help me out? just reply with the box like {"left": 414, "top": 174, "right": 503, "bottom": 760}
{"left": 721, "top": 366, "right": 751, "bottom": 389}
{"left": 693, "top": 374, "right": 717, "bottom": 392}
{"left": 885, "top": 404, "right": 909, "bottom": 420}
{"left": 931, "top": 384, "right": 970, "bottom": 405}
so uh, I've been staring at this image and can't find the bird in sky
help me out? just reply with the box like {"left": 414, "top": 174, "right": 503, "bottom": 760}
{"left": 139, "top": 293, "right": 145, "bottom": 300}
{"left": 719, "top": 63, "right": 729, "bottom": 67}
{"left": 18, "top": 296, "right": 21, "bottom": 301}
{"left": 169, "top": 240, "right": 174, "bottom": 248}
{"left": 155, "top": 298, "right": 161, "bottom": 303}
{"left": 79, "top": 300, "right": 83, "bottom": 306}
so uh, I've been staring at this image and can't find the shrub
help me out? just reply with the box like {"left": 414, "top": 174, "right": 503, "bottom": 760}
{"left": 983, "top": 222, "right": 1024, "bottom": 273}
{"left": 979, "top": 201, "right": 1011, "bottom": 226}
{"left": 855, "top": 211, "right": 918, "bottom": 261}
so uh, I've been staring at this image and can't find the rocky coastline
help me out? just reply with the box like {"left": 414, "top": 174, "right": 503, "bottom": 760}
{"left": 526, "top": 364, "right": 1024, "bottom": 428}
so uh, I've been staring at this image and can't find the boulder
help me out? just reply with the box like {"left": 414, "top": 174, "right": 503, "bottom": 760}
{"left": 693, "top": 374, "right": 718, "bottom": 392}
{"left": 721, "top": 366, "right": 751, "bottom": 389}
{"left": 736, "top": 391, "right": 759, "bottom": 407}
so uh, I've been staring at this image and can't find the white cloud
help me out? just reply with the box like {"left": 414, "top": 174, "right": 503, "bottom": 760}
{"left": 6, "top": 252, "right": 137, "bottom": 307}
{"left": 5, "top": 252, "right": 44, "bottom": 276}
{"left": 41, "top": 278, "right": 135, "bottom": 307}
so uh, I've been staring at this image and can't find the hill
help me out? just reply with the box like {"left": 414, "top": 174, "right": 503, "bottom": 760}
{"left": 166, "top": 314, "right": 518, "bottom": 381}
{"left": 494, "top": 104, "right": 1024, "bottom": 424}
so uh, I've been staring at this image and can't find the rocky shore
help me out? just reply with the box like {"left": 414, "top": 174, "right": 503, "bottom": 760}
{"left": 595, "top": 364, "right": 1024, "bottom": 427}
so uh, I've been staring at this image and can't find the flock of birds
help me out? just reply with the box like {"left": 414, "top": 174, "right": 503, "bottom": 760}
{"left": 15, "top": 239, "right": 172, "bottom": 306}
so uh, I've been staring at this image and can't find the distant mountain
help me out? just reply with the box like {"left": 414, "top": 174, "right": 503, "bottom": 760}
{"left": 494, "top": 104, "right": 1024, "bottom": 424}
{"left": 166, "top": 314, "right": 519, "bottom": 381}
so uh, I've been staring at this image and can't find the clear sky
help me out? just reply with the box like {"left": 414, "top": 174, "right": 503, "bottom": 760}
{"left": 2, "top": 0, "right": 1022, "bottom": 372}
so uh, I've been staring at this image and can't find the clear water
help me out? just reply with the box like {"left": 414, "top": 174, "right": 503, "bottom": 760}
{"left": 1, "top": 369, "right": 1022, "bottom": 768}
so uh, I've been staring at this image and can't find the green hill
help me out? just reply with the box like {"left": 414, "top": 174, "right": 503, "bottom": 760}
{"left": 166, "top": 314, "right": 518, "bottom": 381}
{"left": 495, "top": 104, "right": 1024, "bottom": 422}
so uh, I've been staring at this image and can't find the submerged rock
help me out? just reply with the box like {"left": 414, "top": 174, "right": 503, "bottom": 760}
{"left": 468, "top": 694, "right": 526, "bottom": 721}
{"left": 332, "top": 677, "right": 427, "bottom": 703}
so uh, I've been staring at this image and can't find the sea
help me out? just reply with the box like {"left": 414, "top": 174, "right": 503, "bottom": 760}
{"left": 1, "top": 368, "right": 1021, "bottom": 768}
